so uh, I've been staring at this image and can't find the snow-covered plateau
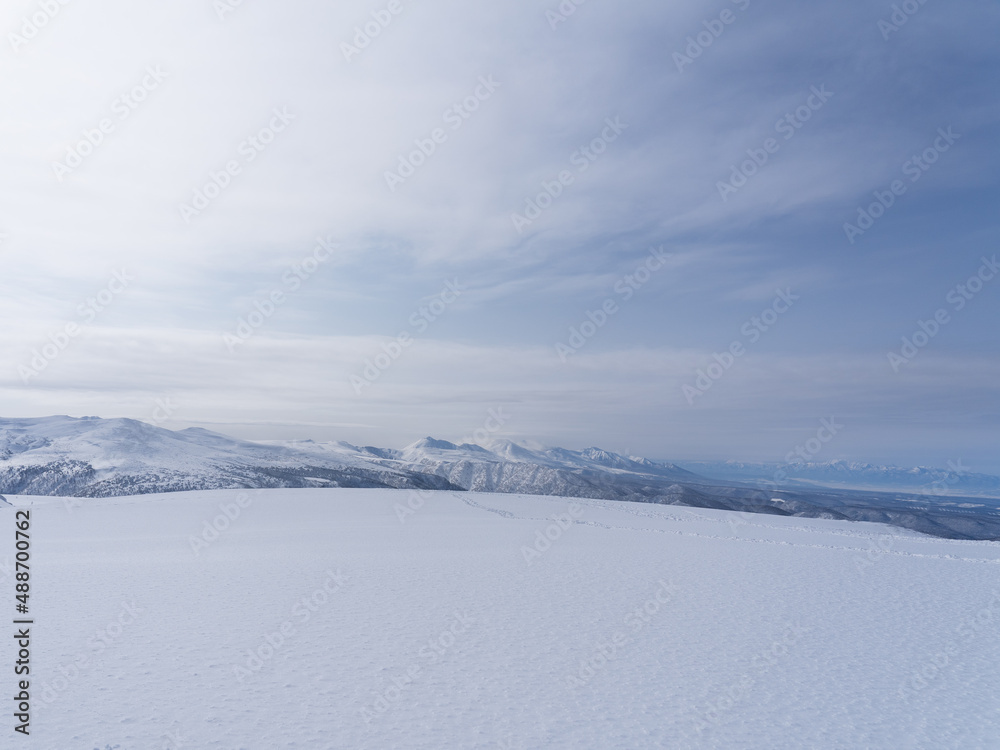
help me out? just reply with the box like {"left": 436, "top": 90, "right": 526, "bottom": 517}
{"left": 2, "top": 488, "right": 998, "bottom": 749}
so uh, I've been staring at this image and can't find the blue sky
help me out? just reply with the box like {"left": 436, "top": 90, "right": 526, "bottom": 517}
{"left": 2, "top": 0, "right": 998, "bottom": 472}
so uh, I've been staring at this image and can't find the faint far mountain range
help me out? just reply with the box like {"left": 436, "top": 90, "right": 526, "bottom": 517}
{"left": 1, "top": 416, "right": 999, "bottom": 541}
{"left": 681, "top": 460, "right": 1000, "bottom": 497}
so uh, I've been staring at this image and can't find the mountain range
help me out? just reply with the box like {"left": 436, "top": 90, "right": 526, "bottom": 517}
{"left": 1, "top": 415, "right": 998, "bottom": 541}
{"left": 680, "top": 459, "right": 1000, "bottom": 496}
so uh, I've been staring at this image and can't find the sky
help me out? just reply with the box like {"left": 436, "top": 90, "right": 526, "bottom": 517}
{"left": 1, "top": 0, "right": 998, "bottom": 472}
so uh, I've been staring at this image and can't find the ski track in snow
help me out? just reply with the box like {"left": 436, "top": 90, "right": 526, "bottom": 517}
{"left": 458, "top": 492, "right": 1000, "bottom": 565}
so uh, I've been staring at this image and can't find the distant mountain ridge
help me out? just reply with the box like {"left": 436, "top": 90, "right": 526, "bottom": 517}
{"left": 0, "top": 416, "right": 460, "bottom": 496}
{"left": 682, "top": 459, "right": 1000, "bottom": 496}
{"left": 263, "top": 435, "right": 707, "bottom": 506}
{"left": 1, "top": 416, "right": 999, "bottom": 541}
{"left": 0, "top": 417, "right": 703, "bottom": 499}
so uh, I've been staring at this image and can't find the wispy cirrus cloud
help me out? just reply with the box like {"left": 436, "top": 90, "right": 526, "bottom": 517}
{"left": 1, "top": 0, "right": 997, "bottom": 470}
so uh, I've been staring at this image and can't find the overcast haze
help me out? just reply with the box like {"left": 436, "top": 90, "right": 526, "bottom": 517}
{"left": 2, "top": 0, "right": 998, "bottom": 472}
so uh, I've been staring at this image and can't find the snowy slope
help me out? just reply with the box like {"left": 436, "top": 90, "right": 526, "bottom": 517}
{"left": 4, "top": 416, "right": 1000, "bottom": 540}
{"left": 158, "top": 436, "right": 1000, "bottom": 541}
{"left": 4, "top": 488, "right": 998, "bottom": 749}
{"left": 0, "top": 416, "right": 459, "bottom": 496}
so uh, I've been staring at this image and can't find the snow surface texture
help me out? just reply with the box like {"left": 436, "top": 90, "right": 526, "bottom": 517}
{"left": 3, "top": 489, "right": 998, "bottom": 749}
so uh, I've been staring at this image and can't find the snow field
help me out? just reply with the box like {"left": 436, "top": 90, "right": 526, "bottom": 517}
{"left": 2, "top": 488, "right": 998, "bottom": 749}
